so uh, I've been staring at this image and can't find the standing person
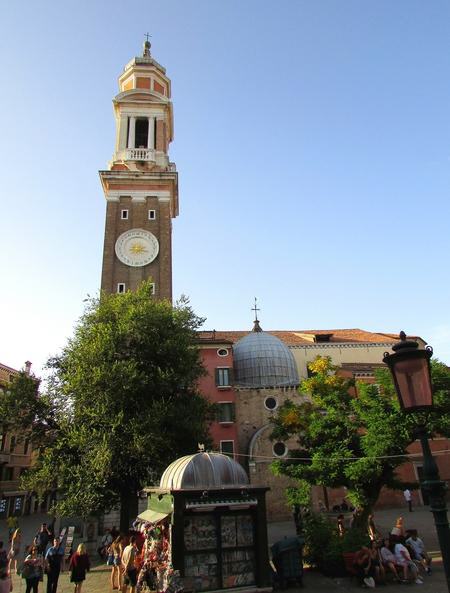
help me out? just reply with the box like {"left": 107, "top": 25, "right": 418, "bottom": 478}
{"left": 22, "top": 546, "right": 43, "bottom": 593}
{"left": 336, "top": 514, "right": 345, "bottom": 537}
{"left": 367, "top": 514, "right": 380, "bottom": 542}
{"left": 110, "top": 536, "right": 123, "bottom": 590}
{"left": 69, "top": 543, "right": 90, "bottom": 593}
{"left": 6, "top": 517, "right": 18, "bottom": 542}
{"left": 404, "top": 488, "right": 413, "bottom": 512}
{"left": 44, "top": 537, "right": 64, "bottom": 593}
{"left": 9, "top": 529, "right": 21, "bottom": 574}
{"left": 97, "top": 529, "right": 112, "bottom": 561}
{"left": 35, "top": 525, "right": 51, "bottom": 557}
{"left": 121, "top": 536, "right": 138, "bottom": 593}
{"left": 0, "top": 543, "right": 8, "bottom": 574}
{"left": 0, "top": 569, "right": 13, "bottom": 593}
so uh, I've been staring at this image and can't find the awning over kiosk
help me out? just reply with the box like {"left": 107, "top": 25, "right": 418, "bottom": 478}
{"left": 138, "top": 509, "right": 169, "bottom": 523}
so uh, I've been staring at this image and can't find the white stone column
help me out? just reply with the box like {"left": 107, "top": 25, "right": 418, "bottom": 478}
{"left": 147, "top": 116, "right": 155, "bottom": 149}
{"left": 128, "top": 116, "right": 136, "bottom": 149}
{"left": 118, "top": 116, "right": 128, "bottom": 151}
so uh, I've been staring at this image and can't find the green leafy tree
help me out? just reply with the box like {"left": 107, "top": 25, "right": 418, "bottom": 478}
{"left": 3, "top": 282, "right": 214, "bottom": 530}
{"left": 271, "top": 355, "right": 450, "bottom": 526}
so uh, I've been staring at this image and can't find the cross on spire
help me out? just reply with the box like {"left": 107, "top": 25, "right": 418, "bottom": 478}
{"left": 252, "top": 297, "right": 260, "bottom": 322}
{"left": 251, "top": 298, "right": 263, "bottom": 332}
{"left": 143, "top": 33, "right": 152, "bottom": 57}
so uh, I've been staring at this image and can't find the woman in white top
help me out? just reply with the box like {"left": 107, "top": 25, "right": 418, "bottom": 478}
{"left": 380, "top": 539, "right": 401, "bottom": 581}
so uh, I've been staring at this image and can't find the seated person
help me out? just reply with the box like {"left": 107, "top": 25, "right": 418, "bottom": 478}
{"left": 380, "top": 538, "right": 401, "bottom": 581}
{"left": 406, "top": 530, "right": 432, "bottom": 575}
{"left": 393, "top": 535, "right": 423, "bottom": 584}
{"left": 368, "top": 540, "right": 386, "bottom": 584}
{"left": 353, "top": 545, "right": 376, "bottom": 587}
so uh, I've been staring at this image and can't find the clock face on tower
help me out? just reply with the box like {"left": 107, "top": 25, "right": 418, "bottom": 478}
{"left": 115, "top": 229, "right": 159, "bottom": 267}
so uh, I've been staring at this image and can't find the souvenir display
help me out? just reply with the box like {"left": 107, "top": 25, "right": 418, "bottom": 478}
{"left": 136, "top": 521, "right": 183, "bottom": 593}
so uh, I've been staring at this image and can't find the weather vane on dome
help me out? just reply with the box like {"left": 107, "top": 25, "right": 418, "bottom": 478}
{"left": 143, "top": 33, "right": 152, "bottom": 57}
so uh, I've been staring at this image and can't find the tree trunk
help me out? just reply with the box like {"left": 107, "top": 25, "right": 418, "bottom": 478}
{"left": 119, "top": 490, "right": 138, "bottom": 533}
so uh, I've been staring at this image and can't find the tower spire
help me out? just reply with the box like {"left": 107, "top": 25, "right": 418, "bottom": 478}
{"left": 251, "top": 297, "right": 263, "bottom": 332}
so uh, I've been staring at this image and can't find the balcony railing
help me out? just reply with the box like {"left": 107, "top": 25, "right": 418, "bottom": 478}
{"left": 126, "top": 148, "right": 155, "bottom": 161}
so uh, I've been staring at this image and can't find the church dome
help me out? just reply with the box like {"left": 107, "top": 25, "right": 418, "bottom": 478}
{"left": 233, "top": 320, "right": 299, "bottom": 389}
{"left": 160, "top": 452, "right": 249, "bottom": 490}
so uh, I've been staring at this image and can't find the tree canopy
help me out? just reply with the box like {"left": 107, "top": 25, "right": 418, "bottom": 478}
{"left": 1, "top": 282, "right": 214, "bottom": 529}
{"left": 270, "top": 355, "right": 450, "bottom": 523}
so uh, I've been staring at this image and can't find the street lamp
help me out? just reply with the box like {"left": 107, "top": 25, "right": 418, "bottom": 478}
{"left": 383, "top": 331, "right": 450, "bottom": 592}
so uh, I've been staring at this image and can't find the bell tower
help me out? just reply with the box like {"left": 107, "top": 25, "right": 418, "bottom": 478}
{"left": 100, "top": 40, "right": 178, "bottom": 300}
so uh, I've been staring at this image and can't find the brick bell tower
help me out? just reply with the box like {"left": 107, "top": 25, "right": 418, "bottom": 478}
{"left": 100, "top": 39, "right": 178, "bottom": 300}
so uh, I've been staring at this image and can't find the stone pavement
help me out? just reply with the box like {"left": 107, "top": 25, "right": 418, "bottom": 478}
{"left": 0, "top": 506, "right": 448, "bottom": 592}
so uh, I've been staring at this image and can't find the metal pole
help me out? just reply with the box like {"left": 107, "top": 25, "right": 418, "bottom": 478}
{"left": 417, "top": 426, "right": 450, "bottom": 592}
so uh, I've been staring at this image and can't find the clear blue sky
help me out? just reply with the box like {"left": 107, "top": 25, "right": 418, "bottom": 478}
{"left": 1, "top": 0, "right": 450, "bottom": 373}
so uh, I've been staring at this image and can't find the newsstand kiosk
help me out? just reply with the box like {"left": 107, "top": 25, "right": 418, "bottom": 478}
{"left": 139, "top": 452, "right": 272, "bottom": 593}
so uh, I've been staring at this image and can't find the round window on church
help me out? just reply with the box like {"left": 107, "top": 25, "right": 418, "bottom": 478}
{"left": 217, "top": 348, "right": 229, "bottom": 357}
{"left": 264, "top": 396, "right": 278, "bottom": 411}
{"left": 273, "top": 442, "right": 287, "bottom": 458}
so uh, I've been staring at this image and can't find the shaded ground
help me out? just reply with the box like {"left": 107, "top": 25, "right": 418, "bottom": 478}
{"left": 1, "top": 506, "right": 448, "bottom": 592}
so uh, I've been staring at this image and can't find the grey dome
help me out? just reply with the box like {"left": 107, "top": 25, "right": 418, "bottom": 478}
{"left": 160, "top": 452, "right": 249, "bottom": 490}
{"left": 233, "top": 322, "right": 299, "bottom": 389}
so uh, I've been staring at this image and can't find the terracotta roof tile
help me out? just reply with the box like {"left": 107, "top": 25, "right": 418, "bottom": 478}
{"left": 197, "top": 328, "right": 409, "bottom": 346}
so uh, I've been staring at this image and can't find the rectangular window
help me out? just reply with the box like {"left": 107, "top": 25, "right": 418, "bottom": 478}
{"left": 149, "top": 283, "right": 155, "bottom": 295}
{"left": 218, "top": 402, "right": 235, "bottom": 424}
{"left": 4, "top": 467, "right": 14, "bottom": 481}
{"left": 220, "top": 440, "right": 234, "bottom": 458}
{"left": 121, "top": 209, "right": 129, "bottom": 220}
{"left": 117, "top": 283, "right": 126, "bottom": 294}
{"left": 0, "top": 433, "right": 5, "bottom": 451}
{"left": 148, "top": 210, "right": 156, "bottom": 220}
{"left": 215, "top": 368, "right": 232, "bottom": 387}
{"left": 9, "top": 436, "right": 16, "bottom": 453}
{"left": 23, "top": 438, "right": 30, "bottom": 455}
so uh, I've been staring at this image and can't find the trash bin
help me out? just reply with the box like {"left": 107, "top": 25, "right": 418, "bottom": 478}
{"left": 271, "top": 536, "right": 304, "bottom": 588}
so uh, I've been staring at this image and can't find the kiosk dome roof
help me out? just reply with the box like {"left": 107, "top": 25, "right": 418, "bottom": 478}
{"left": 160, "top": 452, "right": 249, "bottom": 490}
{"left": 233, "top": 320, "right": 299, "bottom": 389}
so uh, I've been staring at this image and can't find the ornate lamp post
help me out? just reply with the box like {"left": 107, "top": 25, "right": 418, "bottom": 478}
{"left": 383, "top": 332, "right": 450, "bottom": 592}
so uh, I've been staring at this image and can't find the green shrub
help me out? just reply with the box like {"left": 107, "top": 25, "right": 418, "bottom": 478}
{"left": 302, "top": 511, "right": 370, "bottom": 576}
{"left": 302, "top": 512, "right": 337, "bottom": 568}
{"left": 341, "top": 527, "right": 370, "bottom": 552}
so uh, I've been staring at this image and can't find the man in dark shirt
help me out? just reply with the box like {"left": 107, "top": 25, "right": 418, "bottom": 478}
{"left": 45, "top": 537, "right": 64, "bottom": 593}
{"left": 35, "top": 523, "right": 51, "bottom": 555}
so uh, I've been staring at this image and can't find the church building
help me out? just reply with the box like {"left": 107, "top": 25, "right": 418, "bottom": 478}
{"left": 99, "top": 44, "right": 448, "bottom": 523}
